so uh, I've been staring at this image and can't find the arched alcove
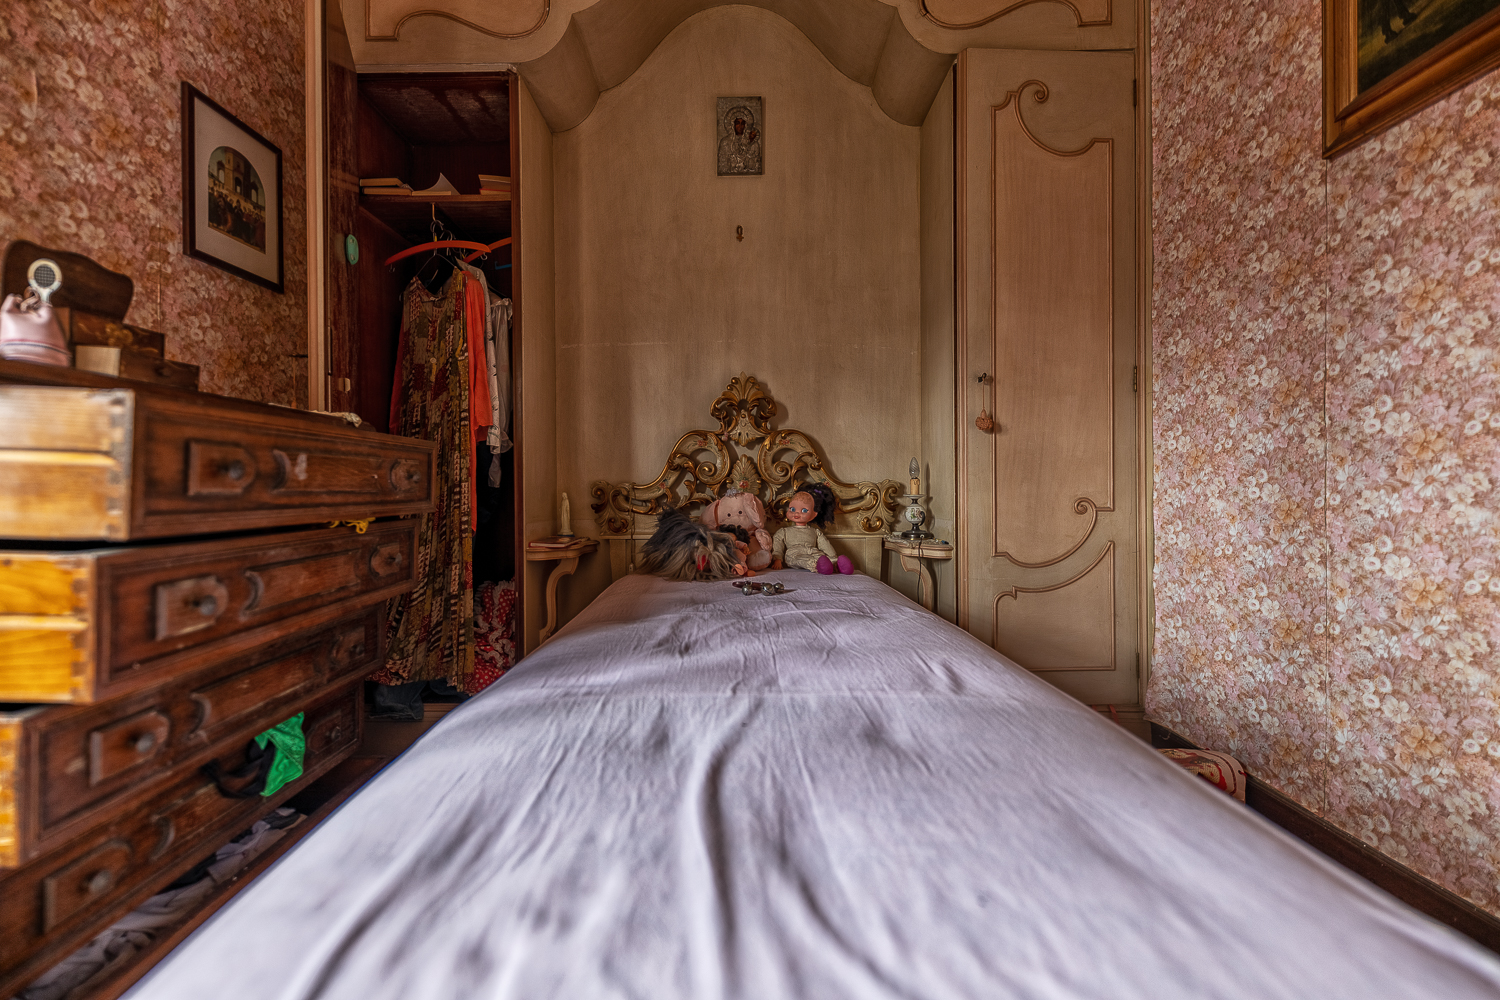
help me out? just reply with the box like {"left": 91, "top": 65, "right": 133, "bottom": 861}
{"left": 343, "top": 0, "right": 1133, "bottom": 130}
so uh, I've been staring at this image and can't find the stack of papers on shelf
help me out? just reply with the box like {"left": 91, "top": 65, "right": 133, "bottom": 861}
{"left": 479, "top": 173, "right": 512, "bottom": 196}
{"left": 362, "top": 173, "right": 462, "bottom": 197}
{"left": 411, "top": 173, "right": 460, "bottom": 197}
{"left": 360, "top": 176, "right": 412, "bottom": 195}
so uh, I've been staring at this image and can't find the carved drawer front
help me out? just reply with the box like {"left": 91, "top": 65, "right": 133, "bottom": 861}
{"left": 39, "top": 838, "right": 132, "bottom": 932}
{"left": 0, "top": 606, "right": 381, "bottom": 868}
{"left": 87, "top": 709, "right": 171, "bottom": 786}
{"left": 0, "top": 683, "right": 362, "bottom": 992}
{"left": 0, "top": 383, "right": 434, "bottom": 541}
{"left": 0, "top": 520, "right": 413, "bottom": 703}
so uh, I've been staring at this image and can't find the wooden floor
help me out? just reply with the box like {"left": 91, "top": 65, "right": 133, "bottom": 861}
{"left": 358, "top": 701, "right": 460, "bottom": 758}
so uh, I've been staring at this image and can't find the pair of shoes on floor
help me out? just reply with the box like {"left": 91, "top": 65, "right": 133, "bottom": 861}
{"left": 815, "top": 554, "right": 855, "bottom": 575}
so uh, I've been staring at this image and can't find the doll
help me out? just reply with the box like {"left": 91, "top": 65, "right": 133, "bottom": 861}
{"left": 771, "top": 483, "right": 854, "bottom": 575}
{"left": 699, "top": 492, "right": 773, "bottom": 571}
{"left": 720, "top": 526, "right": 759, "bottom": 577}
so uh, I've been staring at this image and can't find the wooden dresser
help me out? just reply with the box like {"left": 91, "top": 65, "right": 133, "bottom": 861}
{"left": 0, "top": 359, "right": 435, "bottom": 997}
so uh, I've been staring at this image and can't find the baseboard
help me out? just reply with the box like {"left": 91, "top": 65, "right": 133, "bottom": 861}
{"left": 1092, "top": 703, "right": 1150, "bottom": 742}
{"left": 1150, "top": 722, "right": 1500, "bottom": 954}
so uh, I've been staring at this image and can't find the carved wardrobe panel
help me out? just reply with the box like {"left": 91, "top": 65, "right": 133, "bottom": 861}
{"left": 955, "top": 49, "right": 1140, "bottom": 708}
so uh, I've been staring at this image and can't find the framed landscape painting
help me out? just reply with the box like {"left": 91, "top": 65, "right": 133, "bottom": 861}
{"left": 181, "top": 83, "right": 284, "bottom": 292}
{"left": 1324, "top": 0, "right": 1500, "bottom": 156}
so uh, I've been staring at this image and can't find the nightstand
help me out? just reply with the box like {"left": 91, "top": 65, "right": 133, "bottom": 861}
{"left": 882, "top": 537, "right": 953, "bottom": 612}
{"left": 524, "top": 537, "right": 599, "bottom": 643}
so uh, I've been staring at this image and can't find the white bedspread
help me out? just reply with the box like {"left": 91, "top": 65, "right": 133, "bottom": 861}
{"left": 131, "top": 571, "right": 1500, "bottom": 999}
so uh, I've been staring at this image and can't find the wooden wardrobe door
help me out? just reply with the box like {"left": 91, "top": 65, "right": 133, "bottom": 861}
{"left": 956, "top": 49, "right": 1140, "bottom": 707}
{"left": 324, "top": 0, "right": 359, "bottom": 416}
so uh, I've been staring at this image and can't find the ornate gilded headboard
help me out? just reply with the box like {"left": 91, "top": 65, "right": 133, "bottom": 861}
{"left": 589, "top": 373, "right": 902, "bottom": 580}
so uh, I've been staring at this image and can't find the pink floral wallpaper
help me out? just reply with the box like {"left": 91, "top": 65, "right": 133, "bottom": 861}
{"left": 1151, "top": 1, "right": 1500, "bottom": 912}
{"left": 0, "top": 0, "right": 307, "bottom": 405}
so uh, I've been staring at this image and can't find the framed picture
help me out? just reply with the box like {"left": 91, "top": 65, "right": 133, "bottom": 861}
{"left": 181, "top": 83, "right": 284, "bottom": 292}
{"left": 717, "top": 97, "right": 764, "bottom": 176}
{"left": 1324, "top": 0, "right": 1500, "bottom": 157}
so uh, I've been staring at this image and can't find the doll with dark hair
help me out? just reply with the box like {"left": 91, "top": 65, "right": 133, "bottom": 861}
{"left": 771, "top": 482, "right": 853, "bottom": 575}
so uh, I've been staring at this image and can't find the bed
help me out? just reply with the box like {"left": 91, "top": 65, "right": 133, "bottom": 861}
{"left": 131, "top": 567, "right": 1500, "bottom": 998}
{"left": 130, "top": 375, "right": 1500, "bottom": 999}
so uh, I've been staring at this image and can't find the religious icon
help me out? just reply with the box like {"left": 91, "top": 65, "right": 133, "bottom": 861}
{"left": 716, "top": 97, "right": 764, "bottom": 177}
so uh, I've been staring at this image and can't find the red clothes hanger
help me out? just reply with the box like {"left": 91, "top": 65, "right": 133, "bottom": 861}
{"left": 462, "top": 237, "right": 513, "bottom": 263}
{"left": 383, "top": 202, "right": 512, "bottom": 267}
{"left": 383, "top": 239, "right": 491, "bottom": 267}
{"left": 382, "top": 236, "right": 513, "bottom": 267}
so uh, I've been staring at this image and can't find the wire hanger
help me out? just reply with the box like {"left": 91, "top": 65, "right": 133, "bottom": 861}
{"left": 383, "top": 205, "right": 491, "bottom": 266}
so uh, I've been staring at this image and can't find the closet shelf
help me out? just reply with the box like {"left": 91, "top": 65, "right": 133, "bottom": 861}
{"left": 360, "top": 194, "right": 512, "bottom": 244}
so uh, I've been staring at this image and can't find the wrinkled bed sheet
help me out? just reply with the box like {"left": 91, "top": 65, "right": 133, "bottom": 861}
{"left": 131, "top": 571, "right": 1500, "bottom": 999}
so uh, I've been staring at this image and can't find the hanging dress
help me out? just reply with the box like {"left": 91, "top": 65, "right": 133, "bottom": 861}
{"left": 374, "top": 272, "right": 482, "bottom": 691}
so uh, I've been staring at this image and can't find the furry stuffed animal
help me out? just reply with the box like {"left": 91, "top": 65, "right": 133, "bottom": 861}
{"left": 635, "top": 506, "right": 744, "bottom": 581}
{"left": 699, "top": 492, "right": 773, "bottom": 571}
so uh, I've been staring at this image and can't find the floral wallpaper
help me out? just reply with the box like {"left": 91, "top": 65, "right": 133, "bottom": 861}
{"left": 0, "top": 0, "right": 307, "bottom": 405}
{"left": 1150, "top": 1, "right": 1500, "bottom": 912}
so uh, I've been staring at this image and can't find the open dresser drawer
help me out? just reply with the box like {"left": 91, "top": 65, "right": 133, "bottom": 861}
{"left": 0, "top": 521, "right": 414, "bottom": 703}
{"left": 0, "top": 681, "right": 363, "bottom": 997}
{"left": 0, "top": 604, "right": 381, "bottom": 866}
{"left": 0, "top": 380, "right": 435, "bottom": 541}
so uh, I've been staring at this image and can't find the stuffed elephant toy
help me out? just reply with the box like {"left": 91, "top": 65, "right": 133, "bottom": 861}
{"left": 699, "top": 493, "right": 774, "bottom": 571}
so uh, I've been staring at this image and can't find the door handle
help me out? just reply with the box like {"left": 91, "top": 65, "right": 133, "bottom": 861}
{"left": 975, "top": 372, "right": 995, "bottom": 432}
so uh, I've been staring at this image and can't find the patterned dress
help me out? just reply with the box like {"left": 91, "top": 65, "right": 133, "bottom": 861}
{"left": 373, "top": 274, "right": 476, "bottom": 690}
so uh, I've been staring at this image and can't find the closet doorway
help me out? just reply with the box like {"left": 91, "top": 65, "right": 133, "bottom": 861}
{"left": 321, "top": 34, "right": 525, "bottom": 692}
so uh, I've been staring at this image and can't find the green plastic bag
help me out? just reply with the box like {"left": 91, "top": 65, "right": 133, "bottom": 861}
{"left": 253, "top": 712, "right": 305, "bottom": 796}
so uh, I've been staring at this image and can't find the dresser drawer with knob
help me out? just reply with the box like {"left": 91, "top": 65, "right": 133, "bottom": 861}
{"left": 0, "top": 682, "right": 362, "bottom": 994}
{"left": 0, "top": 520, "right": 412, "bottom": 703}
{"left": 0, "top": 382, "right": 435, "bottom": 542}
{"left": 0, "top": 606, "right": 380, "bottom": 867}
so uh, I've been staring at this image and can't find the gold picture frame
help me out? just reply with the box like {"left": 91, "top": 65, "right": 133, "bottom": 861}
{"left": 1324, "top": 0, "right": 1500, "bottom": 158}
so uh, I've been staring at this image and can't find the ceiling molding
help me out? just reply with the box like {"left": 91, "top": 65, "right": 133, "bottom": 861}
{"left": 919, "top": 0, "right": 1110, "bottom": 30}
{"left": 514, "top": 0, "right": 953, "bottom": 130}
{"left": 347, "top": 0, "right": 1126, "bottom": 131}
{"left": 365, "top": 0, "right": 552, "bottom": 41}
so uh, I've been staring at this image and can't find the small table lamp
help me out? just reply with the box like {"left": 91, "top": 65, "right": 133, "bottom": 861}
{"left": 899, "top": 458, "right": 933, "bottom": 540}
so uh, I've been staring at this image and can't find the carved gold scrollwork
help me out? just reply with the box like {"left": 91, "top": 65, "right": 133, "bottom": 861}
{"left": 589, "top": 430, "right": 729, "bottom": 535}
{"left": 712, "top": 372, "right": 776, "bottom": 445}
{"left": 591, "top": 373, "right": 900, "bottom": 538}
{"left": 726, "top": 455, "right": 764, "bottom": 496}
